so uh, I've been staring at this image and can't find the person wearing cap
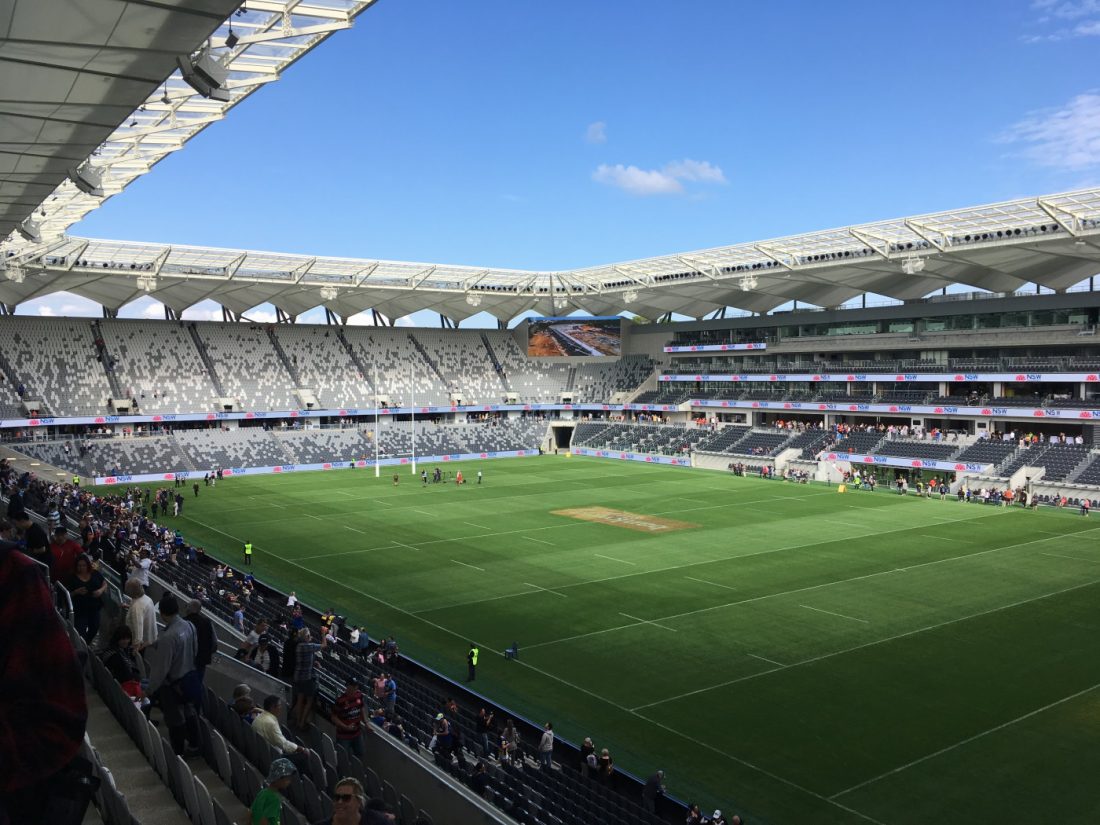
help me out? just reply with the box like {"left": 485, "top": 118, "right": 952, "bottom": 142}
{"left": 145, "top": 593, "right": 201, "bottom": 756}
{"left": 250, "top": 757, "right": 296, "bottom": 825}
{"left": 710, "top": 810, "right": 730, "bottom": 825}
{"left": 183, "top": 599, "right": 216, "bottom": 680}
{"left": 331, "top": 677, "right": 368, "bottom": 757}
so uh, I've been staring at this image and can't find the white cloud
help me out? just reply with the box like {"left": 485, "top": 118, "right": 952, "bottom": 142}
{"left": 16, "top": 292, "right": 100, "bottom": 318}
{"left": 662, "top": 159, "right": 727, "bottom": 184}
{"left": 592, "top": 158, "right": 727, "bottom": 196}
{"left": 1074, "top": 19, "right": 1100, "bottom": 33}
{"left": 999, "top": 92, "right": 1100, "bottom": 171}
{"left": 585, "top": 121, "right": 607, "bottom": 144}
{"left": 1033, "top": 0, "right": 1100, "bottom": 19}
{"left": 1026, "top": 0, "right": 1100, "bottom": 38}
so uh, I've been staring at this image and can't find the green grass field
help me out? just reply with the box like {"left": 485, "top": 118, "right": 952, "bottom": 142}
{"left": 117, "top": 456, "right": 1100, "bottom": 824}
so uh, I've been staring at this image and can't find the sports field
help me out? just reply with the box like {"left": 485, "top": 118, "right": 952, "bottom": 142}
{"left": 130, "top": 456, "right": 1100, "bottom": 824}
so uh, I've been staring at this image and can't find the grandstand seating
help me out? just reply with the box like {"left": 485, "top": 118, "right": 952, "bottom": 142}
{"left": 272, "top": 324, "right": 374, "bottom": 409}
{"left": 196, "top": 323, "right": 298, "bottom": 411}
{"left": 693, "top": 426, "right": 750, "bottom": 453}
{"left": 1071, "top": 454, "right": 1100, "bottom": 486}
{"left": 0, "top": 317, "right": 113, "bottom": 415}
{"left": 829, "top": 431, "right": 886, "bottom": 454}
{"left": 873, "top": 440, "right": 960, "bottom": 461}
{"left": 100, "top": 320, "right": 220, "bottom": 414}
{"left": 1000, "top": 443, "right": 1092, "bottom": 482}
{"left": 785, "top": 429, "right": 835, "bottom": 459}
{"left": 953, "top": 440, "right": 1020, "bottom": 467}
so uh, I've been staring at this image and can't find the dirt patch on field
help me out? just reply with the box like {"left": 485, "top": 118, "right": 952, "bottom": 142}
{"left": 552, "top": 506, "right": 698, "bottom": 533}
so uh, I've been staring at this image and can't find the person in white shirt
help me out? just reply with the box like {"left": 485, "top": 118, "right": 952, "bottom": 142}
{"left": 286, "top": 591, "right": 297, "bottom": 608}
{"left": 124, "top": 577, "right": 157, "bottom": 650}
{"left": 253, "top": 694, "right": 311, "bottom": 769}
{"left": 537, "top": 722, "right": 554, "bottom": 769}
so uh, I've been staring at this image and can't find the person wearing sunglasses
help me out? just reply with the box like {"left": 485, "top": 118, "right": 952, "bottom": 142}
{"left": 311, "top": 777, "right": 364, "bottom": 825}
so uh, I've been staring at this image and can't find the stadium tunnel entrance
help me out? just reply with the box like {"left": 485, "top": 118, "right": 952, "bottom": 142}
{"left": 552, "top": 424, "right": 574, "bottom": 451}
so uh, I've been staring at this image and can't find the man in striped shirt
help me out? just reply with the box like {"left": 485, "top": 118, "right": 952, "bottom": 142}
{"left": 331, "top": 677, "right": 368, "bottom": 757}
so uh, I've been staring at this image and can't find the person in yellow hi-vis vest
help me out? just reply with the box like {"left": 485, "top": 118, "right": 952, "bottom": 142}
{"left": 243, "top": 541, "right": 253, "bottom": 566}
{"left": 467, "top": 642, "right": 479, "bottom": 681}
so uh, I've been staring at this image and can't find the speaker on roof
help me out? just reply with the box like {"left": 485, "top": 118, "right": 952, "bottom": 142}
{"left": 15, "top": 218, "right": 42, "bottom": 243}
{"left": 177, "top": 50, "right": 230, "bottom": 102}
{"left": 67, "top": 165, "right": 104, "bottom": 197}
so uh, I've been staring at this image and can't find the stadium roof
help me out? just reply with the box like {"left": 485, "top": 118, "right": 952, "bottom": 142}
{"left": 1, "top": 4, "right": 1099, "bottom": 323}
{"left": 3, "top": 188, "right": 1100, "bottom": 322}
{"left": 1, "top": 0, "right": 377, "bottom": 242}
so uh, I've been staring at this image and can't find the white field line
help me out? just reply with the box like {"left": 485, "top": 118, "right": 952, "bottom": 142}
{"left": 524, "top": 582, "right": 567, "bottom": 598}
{"left": 505, "top": 656, "right": 888, "bottom": 825}
{"left": 829, "top": 681, "right": 1100, "bottom": 799}
{"left": 630, "top": 574, "right": 1100, "bottom": 712}
{"left": 463, "top": 521, "right": 491, "bottom": 530}
{"left": 451, "top": 559, "right": 485, "bottom": 572}
{"left": 619, "top": 612, "right": 677, "bottom": 632}
{"left": 412, "top": 510, "right": 1046, "bottom": 617}
{"left": 344, "top": 525, "right": 366, "bottom": 534}
{"left": 800, "top": 604, "right": 869, "bottom": 624}
{"left": 920, "top": 534, "right": 965, "bottom": 541}
{"left": 390, "top": 541, "right": 421, "bottom": 552}
{"left": 372, "top": 499, "right": 393, "bottom": 506}
{"left": 523, "top": 536, "right": 554, "bottom": 546}
{"left": 594, "top": 553, "right": 635, "bottom": 565}
{"left": 1041, "top": 551, "right": 1100, "bottom": 564}
{"left": 684, "top": 576, "right": 737, "bottom": 591}
{"left": 412, "top": 509, "right": 434, "bottom": 517}
{"left": 748, "top": 652, "right": 786, "bottom": 667}
{"left": 525, "top": 526, "right": 1100, "bottom": 653}
{"left": 306, "top": 514, "right": 323, "bottom": 521}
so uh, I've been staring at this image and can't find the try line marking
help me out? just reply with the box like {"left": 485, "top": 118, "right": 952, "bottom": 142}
{"left": 594, "top": 553, "right": 635, "bottom": 565}
{"left": 830, "top": 680, "right": 1100, "bottom": 799}
{"left": 800, "top": 604, "right": 869, "bottom": 624}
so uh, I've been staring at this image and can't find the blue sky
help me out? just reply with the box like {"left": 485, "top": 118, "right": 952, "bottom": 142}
{"left": 30, "top": 0, "right": 1100, "bottom": 324}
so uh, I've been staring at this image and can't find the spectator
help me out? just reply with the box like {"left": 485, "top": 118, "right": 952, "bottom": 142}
{"left": 291, "top": 627, "right": 326, "bottom": 730}
{"left": 382, "top": 672, "right": 396, "bottom": 718}
{"left": 11, "top": 510, "right": 50, "bottom": 570}
{"left": 145, "top": 594, "right": 201, "bottom": 756}
{"left": 579, "top": 736, "right": 596, "bottom": 777}
{"left": 0, "top": 534, "right": 89, "bottom": 825}
{"left": 470, "top": 761, "right": 492, "bottom": 803}
{"left": 499, "top": 718, "right": 519, "bottom": 763}
{"left": 316, "top": 777, "right": 366, "bottom": 825}
{"left": 642, "top": 769, "right": 665, "bottom": 813}
{"left": 124, "top": 577, "right": 157, "bottom": 650}
{"left": 476, "top": 708, "right": 495, "bottom": 757}
{"left": 537, "top": 722, "right": 554, "bottom": 769}
{"left": 253, "top": 694, "right": 312, "bottom": 771}
{"left": 66, "top": 554, "right": 107, "bottom": 644}
{"left": 331, "top": 677, "right": 368, "bottom": 758}
{"left": 49, "top": 526, "right": 82, "bottom": 582}
{"left": 596, "top": 748, "right": 614, "bottom": 783}
{"left": 249, "top": 634, "right": 280, "bottom": 676}
{"left": 183, "top": 599, "right": 216, "bottom": 680}
{"left": 250, "top": 758, "right": 296, "bottom": 825}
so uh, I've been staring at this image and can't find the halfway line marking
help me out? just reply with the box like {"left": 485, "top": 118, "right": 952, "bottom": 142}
{"left": 830, "top": 681, "right": 1100, "bottom": 799}
{"left": 595, "top": 553, "right": 635, "bottom": 565}
{"left": 800, "top": 604, "right": 869, "bottom": 624}
{"left": 451, "top": 559, "right": 485, "bottom": 572}
{"left": 619, "top": 612, "right": 677, "bottom": 632}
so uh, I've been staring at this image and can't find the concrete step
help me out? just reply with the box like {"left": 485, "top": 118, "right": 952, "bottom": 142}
{"left": 84, "top": 684, "right": 192, "bottom": 825}
{"left": 190, "top": 761, "right": 248, "bottom": 825}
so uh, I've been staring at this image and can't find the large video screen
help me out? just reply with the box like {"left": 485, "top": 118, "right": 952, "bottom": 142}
{"left": 527, "top": 316, "right": 622, "bottom": 357}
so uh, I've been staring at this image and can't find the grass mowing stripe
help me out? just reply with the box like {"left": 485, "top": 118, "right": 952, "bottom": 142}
{"left": 526, "top": 524, "right": 1100, "bottom": 652}
{"left": 800, "top": 604, "right": 869, "bottom": 623}
{"left": 630, "top": 575, "right": 1100, "bottom": 712}
{"left": 829, "top": 681, "right": 1100, "bottom": 799}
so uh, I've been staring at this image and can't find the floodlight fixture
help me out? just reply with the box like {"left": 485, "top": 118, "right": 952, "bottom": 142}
{"left": 901, "top": 254, "right": 926, "bottom": 275}
{"left": 15, "top": 218, "right": 42, "bottom": 243}
{"left": 136, "top": 274, "right": 157, "bottom": 292}
{"left": 177, "top": 48, "right": 230, "bottom": 102}
{"left": 623, "top": 290, "right": 639, "bottom": 304}
{"left": 161, "top": 87, "right": 171, "bottom": 105}
{"left": 67, "top": 164, "right": 104, "bottom": 197}
{"left": 225, "top": 26, "right": 240, "bottom": 48}
{"left": 319, "top": 285, "right": 338, "bottom": 301}
{"left": 465, "top": 293, "right": 482, "bottom": 307}
{"left": 6, "top": 264, "right": 26, "bottom": 284}
{"left": 739, "top": 275, "right": 758, "bottom": 291}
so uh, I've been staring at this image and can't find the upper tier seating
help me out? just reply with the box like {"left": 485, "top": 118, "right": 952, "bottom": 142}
{"left": 953, "top": 440, "right": 1020, "bottom": 467}
{"left": 99, "top": 320, "right": 219, "bottom": 414}
{"left": 830, "top": 431, "right": 886, "bottom": 455}
{"left": 273, "top": 324, "right": 374, "bottom": 409}
{"left": 196, "top": 323, "right": 297, "bottom": 411}
{"left": 0, "top": 317, "right": 113, "bottom": 415}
